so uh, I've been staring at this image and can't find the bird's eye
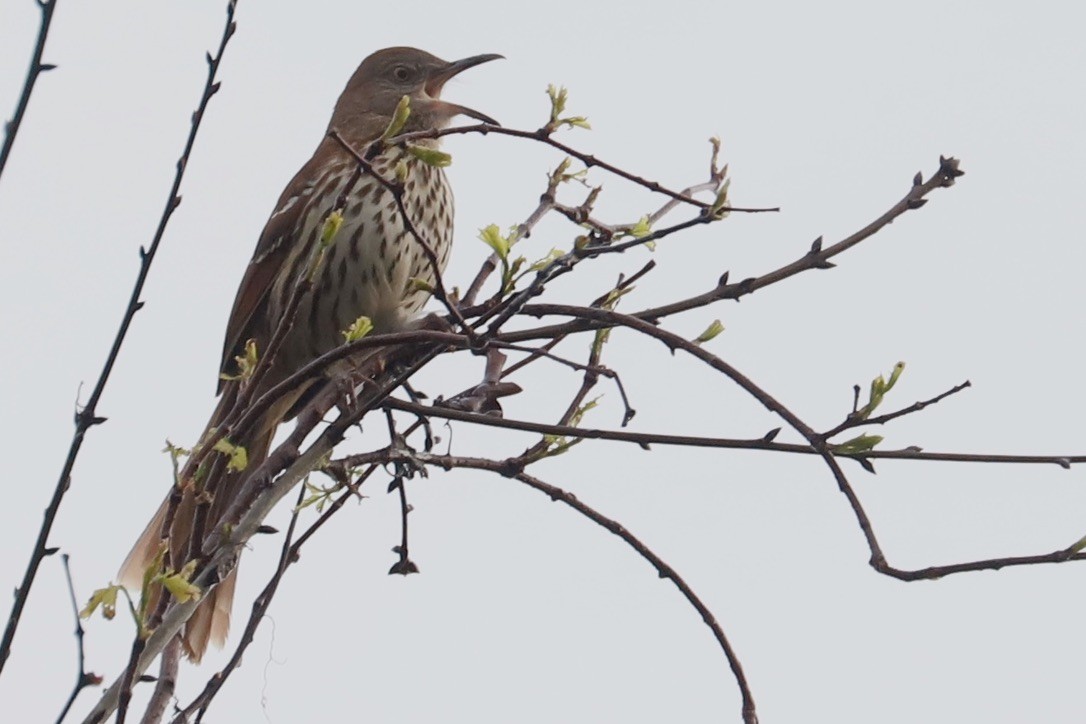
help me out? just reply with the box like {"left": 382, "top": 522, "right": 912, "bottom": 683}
{"left": 392, "top": 65, "right": 412, "bottom": 82}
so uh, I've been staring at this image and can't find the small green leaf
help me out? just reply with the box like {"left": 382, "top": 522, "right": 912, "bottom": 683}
{"left": 569, "top": 396, "right": 601, "bottom": 428}
{"left": 527, "top": 248, "right": 564, "bottom": 273}
{"left": 162, "top": 441, "right": 190, "bottom": 462}
{"left": 408, "top": 277, "right": 435, "bottom": 293}
{"left": 709, "top": 178, "right": 732, "bottom": 219}
{"left": 139, "top": 543, "right": 168, "bottom": 622}
{"left": 80, "top": 584, "right": 122, "bottom": 620}
{"left": 693, "top": 319, "right": 725, "bottom": 344}
{"left": 856, "top": 362, "right": 907, "bottom": 420}
{"left": 628, "top": 215, "right": 652, "bottom": 238}
{"left": 342, "top": 315, "right": 374, "bottom": 343}
{"left": 297, "top": 478, "right": 344, "bottom": 513}
{"left": 213, "top": 438, "right": 248, "bottom": 472}
{"left": 382, "top": 95, "right": 411, "bottom": 141}
{"left": 478, "top": 224, "right": 510, "bottom": 260}
{"left": 598, "top": 284, "right": 634, "bottom": 311}
{"left": 407, "top": 145, "right": 452, "bottom": 167}
{"left": 544, "top": 85, "right": 591, "bottom": 133}
{"left": 886, "top": 361, "right": 906, "bottom": 390}
{"left": 218, "top": 339, "right": 260, "bottom": 383}
{"left": 831, "top": 434, "right": 884, "bottom": 455}
{"left": 549, "top": 157, "right": 588, "bottom": 185}
{"left": 709, "top": 136, "right": 723, "bottom": 174}
{"left": 159, "top": 560, "right": 202, "bottom": 604}
{"left": 321, "top": 209, "right": 344, "bottom": 247}
{"left": 1069, "top": 533, "right": 1086, "bottom": 554}
{"left": 547, "top": 84, "right": 568, "bottom": 120}
{"left": 591, "top": 327, "right": 612, "bottom": 357}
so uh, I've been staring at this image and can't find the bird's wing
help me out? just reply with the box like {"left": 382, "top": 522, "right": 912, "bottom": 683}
{"left": 217, "top": 162, "right": 320, "bottom": 393}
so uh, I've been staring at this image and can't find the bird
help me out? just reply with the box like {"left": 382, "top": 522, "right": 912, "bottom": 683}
{"left": 119, "top": 47, "right": 502, "bottom": 661}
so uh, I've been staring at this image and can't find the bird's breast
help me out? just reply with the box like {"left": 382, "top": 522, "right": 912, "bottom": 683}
{"left": 276, "top": 152, "right": 454, "bottom": 371}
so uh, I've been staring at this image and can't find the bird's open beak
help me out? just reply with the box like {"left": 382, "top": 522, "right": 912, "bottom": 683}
{"left": 424, "top": 53, "right": 504, "bottom": 126}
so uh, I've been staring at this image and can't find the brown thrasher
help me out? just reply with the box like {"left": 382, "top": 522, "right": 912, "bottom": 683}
{"left": 120, "top": 47, "right": 501, "bottom": 661}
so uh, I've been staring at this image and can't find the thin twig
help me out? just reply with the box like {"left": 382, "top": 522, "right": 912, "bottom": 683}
{"left": 500, "top": 157, "right": 964, "bottom": 344}
{"left": 462, "top": 169, "right": 561, "bottom": 306}
{"left": 392, "top": 123, "right": 774, "bottom": 214}
{"left": 822, "top": 381, "right": 972, "bottom": 440}
{"left": 378, "top": 398, "right": 1086, "bottom": 467}
{"left": 56, "top": 554, "right": 99, "bottom": 724}
{"left": 0, "top": 0, "right": 58, "bottom": 184}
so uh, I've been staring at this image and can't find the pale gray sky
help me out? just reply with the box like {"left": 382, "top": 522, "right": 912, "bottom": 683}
{"left": 2, "top": 2, "right": 1084, "bottom": 722}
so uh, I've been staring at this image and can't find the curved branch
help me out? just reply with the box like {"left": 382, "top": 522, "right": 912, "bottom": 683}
{"left": 507, "top": 470, "right": 759, "bottom": 724}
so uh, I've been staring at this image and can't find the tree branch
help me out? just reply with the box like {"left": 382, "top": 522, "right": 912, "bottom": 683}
{"left": 0, "top": 0, "right": 58, "bottom": 185}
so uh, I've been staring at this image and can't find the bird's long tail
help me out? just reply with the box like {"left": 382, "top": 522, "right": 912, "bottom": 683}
{"left": 118, "top": 386, "right": 287, "bottom": 662}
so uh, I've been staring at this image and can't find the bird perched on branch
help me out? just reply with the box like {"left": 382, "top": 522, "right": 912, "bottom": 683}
{"left": 120, "top": 47, "right": 502, "bottom": 661}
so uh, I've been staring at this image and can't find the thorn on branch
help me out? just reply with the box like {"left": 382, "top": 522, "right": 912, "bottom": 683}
{"left": 938, "top": 155, "right": 964, "bottom": 185}
{"left": 75, "top": 409, "right": 107, "bottom": 428}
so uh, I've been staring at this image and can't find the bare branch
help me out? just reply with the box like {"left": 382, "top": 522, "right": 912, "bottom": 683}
{"left": 55, "top": 554, "right": 99, "bottom": 724}
{"left": 393, "top": 123, "right": 776, "bottom": 215}
{"left": 0, "top": 0, "right": 58, "bottom": 184}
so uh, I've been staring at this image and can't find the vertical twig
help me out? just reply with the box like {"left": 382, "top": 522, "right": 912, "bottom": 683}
{"left": 0, "top": 0, "right": 59, "bottom": 184}
{"left": 56, "top": 554, "right": 99, "bottom": 724}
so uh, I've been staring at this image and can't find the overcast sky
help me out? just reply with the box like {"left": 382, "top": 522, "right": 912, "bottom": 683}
{"left": 2, "top": 2, "right": 1085, "bottom": 723}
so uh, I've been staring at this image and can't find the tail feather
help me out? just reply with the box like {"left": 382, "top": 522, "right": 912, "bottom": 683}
{"left": 118, "top": 385, "right": 294, "bottom": 662}
{"left": 117, "top": 500, "right": 167, "bottom": 590}
{"left": 181, "top": 565, "right": 237, "bottom": 663}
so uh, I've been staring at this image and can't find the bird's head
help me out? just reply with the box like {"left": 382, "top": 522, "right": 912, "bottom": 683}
{"left": 331, "top": 47, "right": 502, "bottom": 141}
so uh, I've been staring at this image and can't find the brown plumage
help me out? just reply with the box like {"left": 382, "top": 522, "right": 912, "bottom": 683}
{"left": 120, "top": 47, "right": 501, "bottom": 661}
